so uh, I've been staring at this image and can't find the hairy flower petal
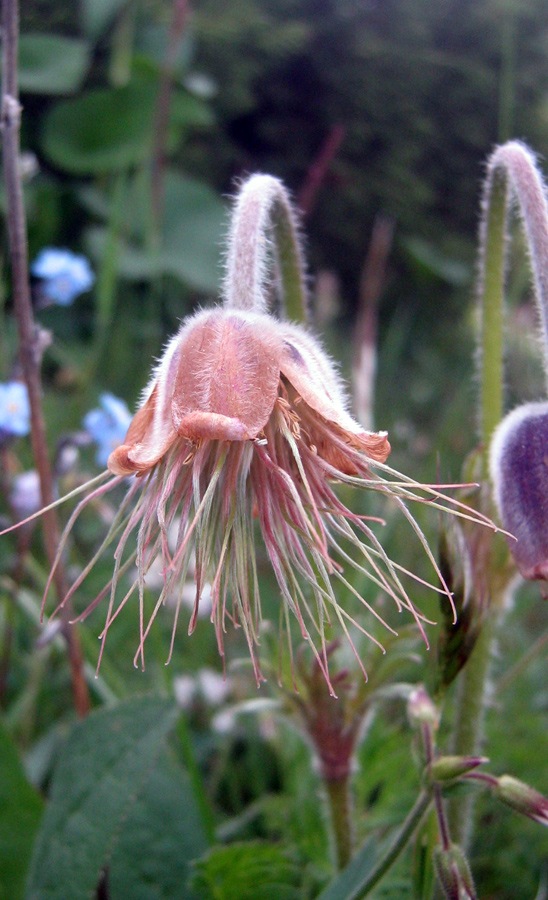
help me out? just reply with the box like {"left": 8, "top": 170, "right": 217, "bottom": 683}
{"left": 171, "top": 310, "right": 283, "bottom": 440}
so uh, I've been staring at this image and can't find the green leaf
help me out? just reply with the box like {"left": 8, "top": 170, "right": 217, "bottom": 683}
{"left": 136, "top": 24, "right": 193, "bottom": 75}
{"left": 108, "top": 753, "right": 209, "bottom": 900}
{"left": 171, "top": 91, "right": 215, "bottom": 130}
{"left": 84, "top": 172, "right": 226, "bottom": 292}
{"left": 403, "top": 237, "right": 470, "bottom": 287}
{"left": 0, "top": 717, "right": 44, "bottom": 900}
{"left": 41, "top": 83, "right": 158, "bottom": 174}
{"left": 16, "top": 34, "right": 91, "bottom": 95}
{"left": 80, "top": 0, "right": 131, "bottom": 40}
{"left": 315, "top": 838, "right": 377, "bottom": 900}
{"left": 160, "top": 171, "right": 226, "bottom": 290}
{"left": 191, "top": 842, "right": 304, "bottom": 900}
{"left": 25, "top": 695, "right": 179, "bottom": 900}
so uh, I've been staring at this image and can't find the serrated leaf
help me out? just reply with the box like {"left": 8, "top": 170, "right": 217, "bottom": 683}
{"left": 0, "top": 717, "right": 44, "bottom": 900}
{"left": 25, "top": 695, "right": 178, "bottom": 900}
{"left": 191, "top": 842, "right": 304, "bottom": 900}
{"left": 108, "top": 753, "right": 209, "bottom": 900}
{"left": 41, "top": 83, "right": 158, "bottom": 174}
{"left": 14, "top": 34, "right": 91, "bottom": 95}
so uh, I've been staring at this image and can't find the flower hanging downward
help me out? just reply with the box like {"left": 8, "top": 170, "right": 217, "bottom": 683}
{"left": 37, "top": 175, "right": 495, "bottom": 691}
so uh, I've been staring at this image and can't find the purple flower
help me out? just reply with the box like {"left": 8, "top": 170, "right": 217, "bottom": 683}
{"left": 83, "top": 393, "right": 132, "bottom": 467}
{"left": 31, "top": 248, "right": 95, "bottom": 307}
{"left": 0, "top": 381, "right": 30, "bottom": 437}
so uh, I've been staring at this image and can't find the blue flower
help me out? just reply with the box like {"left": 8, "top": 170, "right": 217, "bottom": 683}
{"left": 0, "top": 381, "right": 30, "bottom": 437}
{"left": 83, "top": 393, "right": 132, "bottom": 467}
{"left": 31, "top": 248, "right": 95, "bottom": 307}
{"left": 10, "top": 470, "right": 41, "bottom": 519}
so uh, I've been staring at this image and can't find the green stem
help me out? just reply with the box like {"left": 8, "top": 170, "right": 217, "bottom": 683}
{"left": 448, "top": 617, "right": 496, "bottom": 847}
{"left": 336, "top": 791, "right": 432, "bottom": 900}
{"left": 271, "top": 200, "right": 308, "bottom": 323}
{"left": 449, "top": 141, "right": 548, "bottom": 846}
{"left": 448, "top": 157, "right": 507, "bottom": 849}
{"left": 324, "top": 776, "right": 354, "bottom": 870}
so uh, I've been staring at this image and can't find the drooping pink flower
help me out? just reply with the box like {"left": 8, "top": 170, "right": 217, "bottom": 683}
{"left": 35, "top": 175, "right": 495, "bottom": 691}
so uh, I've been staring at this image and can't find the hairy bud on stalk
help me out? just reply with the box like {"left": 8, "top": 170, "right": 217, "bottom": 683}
{"left": 434, "top": 844, "right": 477, "bottom": 900}
{"left": 484, "top": 143, "right": 548, "bottom": 582}
{"left": 495, "top": 775, "right": 548, "bottom": 826}
{"left": 407, "top": 685, "right": 440, "bottom": 730}
{"left": 428, "top": 755, "right": 488, "bottom": 786}
{"left": 14, "top": 175, "right": 497, "bottom": 689}
{"left": 490, "top": 403, "right": 548, "bottom": 581}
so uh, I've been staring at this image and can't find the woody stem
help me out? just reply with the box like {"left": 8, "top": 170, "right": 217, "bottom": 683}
{"left": 1, "top": 0, "right": 90, "bottom": 717}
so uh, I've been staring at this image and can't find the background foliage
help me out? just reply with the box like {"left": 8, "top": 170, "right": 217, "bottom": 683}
{"left": 2, "top": 1, "right": 548, "bottom": 898}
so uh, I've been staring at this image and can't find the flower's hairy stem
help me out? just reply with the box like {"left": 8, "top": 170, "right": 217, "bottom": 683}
{"left": 478, "top": 163, "right": 506, "bottom": 469}
{"left": 451, "top": 141, "right": 548, "bottom": 846}
{"left": 1, "top": 0, "right": 90, "bottom": 716}
{"left": 224, "top": 174, "right": 308, "bottom": 322}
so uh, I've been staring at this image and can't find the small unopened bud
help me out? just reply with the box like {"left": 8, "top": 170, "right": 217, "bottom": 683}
{"left": 495, "top": 774, "right": 548, "bottom": 826}
{"left": 437, "top": 520, "right": 485, "bottom": 689}
{"left": 490, "top": 403, "right": 548, "bottom": 581}
{"left": 429, "top": 755, "right": 488, "bottom": 785}
{"left": 434, "top": 844, "right": 477, "bottom": 900}
{"left": 407, "top": 686, "right": 440, "bottom": 730}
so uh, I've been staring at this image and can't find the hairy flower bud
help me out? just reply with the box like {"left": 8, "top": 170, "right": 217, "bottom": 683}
{"left": 434, "top": 844, "right": 477, "bottom": 900}
{"left": 407, "top": 686, "right": 440, "bottom": 730}
{"left": 495, "top": 774, "right": 548, "bottom": 826}
{"left": 490, "top": 402, "right": 548, "bottom": 580}
{"left": 428, "top": 755, "right": 488, "bottom": 785}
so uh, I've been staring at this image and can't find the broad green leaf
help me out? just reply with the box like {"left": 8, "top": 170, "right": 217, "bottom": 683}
{"left": 84, "top": 172, "right": 226, "bottom": 292}
{"left": 191, "top": 842, "right": 304, "bottom": 900}
{"left": 160, "top": 171, "right": 226, "bottom": 290}
{"left": 171, "top": 92, "right": 215, "bottom": 130}
{"left": 136, "top": 24, "right": 193, "bottom": 75}
{"left": 108, "top": 754, "right": 209, "bottom": 900}
{"left": 17, "top": 35, "right": 91, "bottom": 95}
{"left": 80, "top": 0, "right": 131, "bottom": 40}
{"left": 41, "top": 83, "right": 158, "bottom": 174}
{"left": 0, "top": 717, "right": 44, "bottom": 900}
{"left": 25, "top": 695, "right": 179, "bottom": 900}
{"left": 315, "top": 838, "right": 377, "bottom": 900}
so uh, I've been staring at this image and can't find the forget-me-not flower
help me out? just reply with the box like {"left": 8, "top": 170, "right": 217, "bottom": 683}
{"left": 0, "top": 381, "right": 30, "bottom": 437}
{"left": 10, "top": 470, "right": 41, "bottom": 520}
{"left": 31, "top": 248, "right": 95, "bottom": 307}
{"left": 83, "top": 393, "right": 132, "bottom": 467}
